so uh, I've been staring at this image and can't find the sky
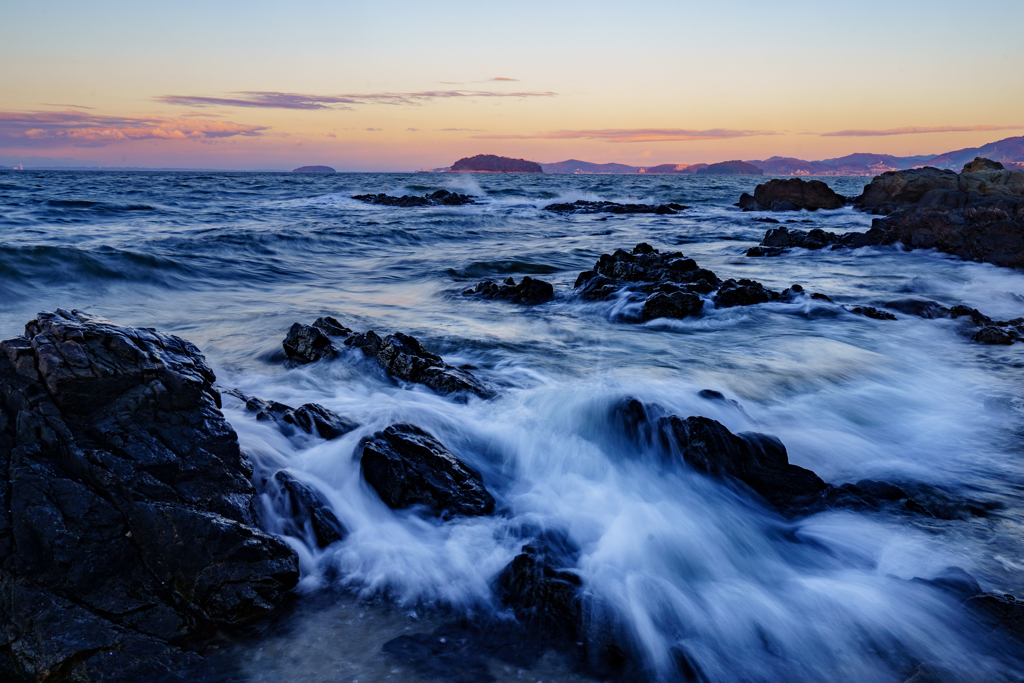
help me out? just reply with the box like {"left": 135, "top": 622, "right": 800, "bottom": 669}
{"left": 2, "top": 0, "right": 1023, "bottom": 170}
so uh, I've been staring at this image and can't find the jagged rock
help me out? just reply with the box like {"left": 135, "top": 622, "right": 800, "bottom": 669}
{"left": 346, "top": 331, "right": 492, "bottom": 399}
{"left": 740, "top": 178, "right": 846, "bottom": 212}
{"left": 973, "top": 326, "right": 1016, "bottom": 345}
{"left": 641, "top": 291, "right": 703, "bottom": 320}
{"left": 360, "top": 423, "right": 495, "bottom": 517}
{"left": 856, "top": 167, "right": 963, "bottom": 213}
{"left": 271, "top": 471, "right": 346, "bottom": 548}
{"left": 850, "top": 306, "right": 897, "bottom": 321}
{"left": 312, "top": 315, "right": 352, "bottom": 337}
{"left": 494, "top": 535, "right": 583, "bottom": 639}
{"left": 884, "top": 299, "right": 949, "bottom": 319}
{"left": 283, "top": 323, "right": 337, "bottom": 363}
{"left": 714, "top": 279, "right": 780, "bottom": 308}
{"left": 467, "top": 276, "right": 554, "bottom": 305}
{"left": 352, "top": 189, "right": 477, "bottom": 207}
{"left": 543, "top": 200, "right": 684, "bottom": 215}
{"left": 226, "top": 389, "right": 358, "bottom": 440}
{"left": 0, "top": 310, "right": 298, "bottom": 681}
{"left": 745, "top": 245, "right": 786, "bottom": 257}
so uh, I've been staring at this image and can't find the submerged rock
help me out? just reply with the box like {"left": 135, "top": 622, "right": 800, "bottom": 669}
{"left": 714, "top": 278, "right": 780, "bottom": 308}
{"left": 543, "top": 200, "right": 685, "bottom": 215}
{"left": 346, "top": 330, "right": 492, "bottom": 398}
{"left": 360, "top": 423, "right": 495, "bottom": 517}
{"left": 738, "top": 178, "right": 846, "bottom": 212}
{"left": 0, "top": 310, "right": 298, "bottom": 681}
{"left": 352, "top": 189, "right": 477, "bottom": 207}
{"left": 641, "top": 291, "right": 703, "bottom": 320}
{"left": 466, "top": 276, "right": 554, "bottom": 305}
{"left": 283, "top": 322, "right": 338, "bottom": 363}
{"left": 225, "top": 389, "right": 359, "bottom": 440}
{"left": 850, "top": 306, "right": 897, "bottom": 321}
{"left": 270, "top": 471, "right": 346, "bottom": 548}
{"left": 494, "top": 535, "right": 583, "bottom": 639}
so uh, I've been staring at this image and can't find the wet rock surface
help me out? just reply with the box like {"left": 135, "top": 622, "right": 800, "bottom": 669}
{"left": 360, "top": 423, "right": 495, "bottom": 517}
{"left": 269, "top": 471, "right": 346, "bottom": 548}
{"left": 883, "top": 298, "right": 1024, "bottom": 345}
{"left": 282, "top": 318, "right": 492, "bottom": 398}
{"left": 738, "top": 178, "right": 847, "bottom": 212}
{"left": 749, "top": 160, "right": 1024, "bottom": 270}
{"left": 0, "top": 310, "right": 298, "bottom": 682}
{"left": 225, "top": 389, "right": 359, "bottom": 439}
{"left": 346, "top": 330, "right": 492, "bottom": 398}
{"left": 543, "top": 200, "right": 686, "bottom": 215}
{"left": 465, "top": 276, "right": 554, "bottom": 305}
{"left": 353, "top": 189, "right": 477, "bottom": 207}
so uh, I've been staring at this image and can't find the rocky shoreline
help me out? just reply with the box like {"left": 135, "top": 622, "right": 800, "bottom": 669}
{"left": 3, "top": 308, "right": 1022, "bottom": 682}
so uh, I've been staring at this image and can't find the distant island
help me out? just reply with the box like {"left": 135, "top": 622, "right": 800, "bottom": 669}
{"left": 292, "top": 165, "right": 336, "bottom": 173}
{"left": 450, "top": 154, "right": 542, "bottom": 173}
{"left": 696, "top": 160, "right": 763, "bottom": 175}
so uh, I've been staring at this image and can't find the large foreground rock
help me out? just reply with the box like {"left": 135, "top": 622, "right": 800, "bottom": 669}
{"left": 738, "top": 178, "right": 846, "bottom": 212}
{"left": 360, "top": 423, "right": 495, "bottom": 517}
{"left": 0, "top": 310, "right": 298, "bottom": 682}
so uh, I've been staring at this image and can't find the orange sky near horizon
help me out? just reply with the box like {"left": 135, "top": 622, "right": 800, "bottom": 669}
{"left": 2, "top": 0, "right": 1022, "bottom": 170}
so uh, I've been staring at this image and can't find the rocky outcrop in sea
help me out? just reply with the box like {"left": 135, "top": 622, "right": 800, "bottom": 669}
{"left": 353, "top": 189, "right": 477, "bottom": 207}
{"left": 0, "top": 310, "right": 298, "bottom": 681}
{"left": 738, "top": 177, "right": 847, "bottom": 211}
{"left": 543, "top": 200, "right": 686, "bottom": 215}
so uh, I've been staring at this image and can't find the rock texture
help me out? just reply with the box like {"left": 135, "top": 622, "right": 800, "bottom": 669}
{"left": 543, "top": 200, "right": 685, "bottom": 215}
{"left": 0, "top": 310, "right": 298, "bottom": 682}
{"left": 269, "top": 471, "right": 346, "bottom": 548}
{"left": 352, "top": 189, "right": 477, "bottom": 207}
{"left": 745, "top": 160, "right": 1024, "bottom": 270}
{"left": 465, "top": 276, "right": 554, "bottom": 305}
{"left": 346, "top": 331, "right": 492, "bottom": 399}
{"left": 225, "top": 389, "right": 359, "bottom": 439}
{"left": 738, "top": 178, "right": 846, "bottom": 212}
{"left": 450, "top": 155, "right": 542, "bottom": 173}
{"left": 360, "top": 423, "right": 495, "bottom": 517}
{"left": 282, "top": 318, "right": 491, "bottom": 398}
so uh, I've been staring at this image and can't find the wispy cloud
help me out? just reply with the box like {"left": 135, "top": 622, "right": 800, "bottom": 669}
{"left": 0, "top": 110, "right": 266, "bottom": 147}
{"left": 490, "top": 77, "right": 519, "bottom": 82}
{"left": 472, "top": 128, "right": 776, "bottom": 143}
{"left": 366, "top": 127, "right": 381, "bottom": 131}
{"left": 821, "top": 124, "right": 1024, "bottom": 137}
{"left": 158, "top": 89, "right": 556, "bottom": 111}
{"left": 439, "top": 127, "right": 484, "bottom": 132}
{"left": 40, "top": 103, "right": 95, "bottom": 110}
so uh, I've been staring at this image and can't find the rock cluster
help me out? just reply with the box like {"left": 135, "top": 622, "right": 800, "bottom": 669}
{"left": 885, "top": 299, "right": 1024, "bottom": 345}
{"left": 352, "top": 189, "right": 477, "bottom": 207}
{"left": 0, "top": 310, "right": 298, "bottom": 681}
{"left": 283, "top": 317, "right": 492, "bottom": 398}
{"left": 224, "top": 388, "right": 359, "bottom": 439}
{"left": 465, "top": 276, "right": 554, "bottom": 305}
{"left": 738, "top": 178, "right": 847, "bottom": 212}
{"left": 360, "top": 423, "right": 495, "bottom": 517}
{"left": 543, "top": 200, "right": 686, "bottom": 215}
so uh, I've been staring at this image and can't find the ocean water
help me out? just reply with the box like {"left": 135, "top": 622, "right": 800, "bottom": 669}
{"left": 2, "top": 170, "right": 1024, "bottom": 682}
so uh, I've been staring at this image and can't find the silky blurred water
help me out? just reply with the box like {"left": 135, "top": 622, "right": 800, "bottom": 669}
{"left": 2, "top": 170, "right": 1024, "bottom": 682}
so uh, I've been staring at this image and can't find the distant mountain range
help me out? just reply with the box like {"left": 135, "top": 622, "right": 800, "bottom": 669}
{"left": 540, "top": 135, "right": 1024, "bottom": 176}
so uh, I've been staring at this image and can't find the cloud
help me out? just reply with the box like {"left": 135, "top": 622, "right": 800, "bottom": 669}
{"left": 366, "top": 127, "right": 381, "bottom": 131}
{"left": 0, "top": 110, "right": 266, "bottom": 148}
{"left": 40, "top": 103, "right": 95, "bottom": 110}
{"left": 406, "top": 127, "right": 419, "bottom": 132}
{"left": 472, "top": 128, "right": 776, "bottom": 143}
{"left": 821, "top": 124, "right": 1024, "bottom": 137}
{"left": 439, "top": 127, "right": 484, "bottom": 132}
{"left": 158, "top": 89, "right": 556, "bottom": 111}
{"left": 326, "top": 132, "right": 337, "bottom": 138}
{"left": 490, "top": 77, "right": 519, "bottom": 82}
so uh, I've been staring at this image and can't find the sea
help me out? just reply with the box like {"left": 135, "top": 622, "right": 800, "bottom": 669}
{"left": 2, "top": 170, "right": 1024, "bottom": 682}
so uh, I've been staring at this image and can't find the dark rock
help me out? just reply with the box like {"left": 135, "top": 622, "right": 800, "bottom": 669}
{"left": 746, "top": 246, "right": 786, "bottom": 257}
{"left": 850, "top": 306, "right": 897, "bottom": 321}
{"left": 543, "top": 200, "right": 681, "bottom": 215}
{"left": 754, "top": 216, "right": 780, "bottom": 223}
{"left": 312, "top": 315, "right": 352, "bottom": 337}
{"left": 226, "top": 389, "right": 358, "bottom": 440}
{"left": 346, "top": 331, "right": 491, "bottom": 399}
{"left": 360, "top": 423, "right": 495, "bottom": 517}
{"left": 948, "top": 305, "right": 991, "bottom": 324}
{"left": 469, "top": 276, "right": 554, "bottom": 305}
{"left": 714, "top": 279, "right": 780, "bottom": 308}
{"left": 810, "top": 292, "right": 832, "bottom": 301}
{"left": 283, "top": 403, "right": 358, "bottom": 439}
{"left": 353, "top": 189, "right": 477, "bottom": 207}
{"left": 973, "top": 326, "right": 1016, "bottom": 345}
{"left": 283, "top": 322, "right": 337, "bottom": 363}
{"left": 963, "top": 157, "right": 1005, "bottom": 173}
{"left": 741, "top": 178, "right": 845, "bottom": 212}
{"left": 884, "top": 299, "right": 949, "bottom": 319}
{"left": 737, "top": 192, "right": 761, "bottom": 211}
{"left": 270, "top": 471, "right": 346, "bottom": 548}
{"left": 856, "top": 167, "right": 962, "bottom": 212}
{"left": 641, "top": 291, "right": 703, "bottom": 320}
{"left": 760, "top": 226, "right": 841, "bottom": 250}
{"left": 0, "top": 310, "right": 298, "bottom": 681}
{"left": 965, "top": 593, "right": 1024, "bottom": 641}
{"left": 494, "top": 538, "right": 583, "bottom": 639}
